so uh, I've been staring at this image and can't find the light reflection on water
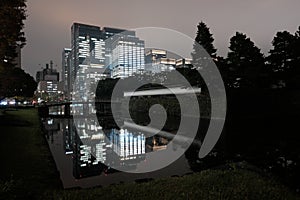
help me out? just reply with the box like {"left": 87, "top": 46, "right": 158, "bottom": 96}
{"left": 43, "top": 104, "right": 300, "bottom": 191}
{"left": 42, "top": 115, "right": 192, "bottom": 188}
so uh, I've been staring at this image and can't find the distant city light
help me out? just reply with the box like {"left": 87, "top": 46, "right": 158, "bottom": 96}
{"left": 47, "top": 119, "right": 53, "bottom": 125}
{"left": 0, "top": 101, "right": 7, "bottom": 106}
{"left": 9, "top": 100, "right": 16, "bottom": 105}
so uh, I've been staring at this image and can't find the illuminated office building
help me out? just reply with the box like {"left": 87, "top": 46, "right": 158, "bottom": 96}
{"left": 70, "top": 23, "right": 106, "bottom": 100}
{"left": 102, "top": 27, "right": 128, "bottom": 72}
{"left": 62, "top": 48, "right": 71, "bottom": 97}
{"left": 145, "top": 49, "right": 167, "bottom": 63}
{"left": 35, "top": 62, "right": 61, "bottom": 101}
{"left": 110, "top": 33, "right": 145, "bottom": 79}
{"left": 175, "top": 58, "right": 193, "bottom": 68}
{"left": 68, "top": 23, "right": 137, "bottom": 99}
{"left": 36, "top": 62, "right": 59, "bottom": 83}
{"left": 145, "top": 49, "right": 176, "bottom": 73}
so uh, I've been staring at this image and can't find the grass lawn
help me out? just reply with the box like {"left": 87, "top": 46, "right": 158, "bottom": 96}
{"left": 0, "top": 108, "right": 61, "bottom": 199}
{"left": 48, "top": 168, "right": 299, "bottom": 200}
{"left": 0, "top": 108, "right": 299, "bottom": 199}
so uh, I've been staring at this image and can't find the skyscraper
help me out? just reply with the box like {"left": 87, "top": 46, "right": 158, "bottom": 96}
{"left": 35, "top": 62, "right": 60, "bottom": 101}
{"left": 62, "top": 48, "right": 71, "bottom": 97}
{"left": 67, "top": 23, "right": 146, "bottom": 100}
{"left": 109, "top": 32, "right": 145, "bottom": 79}
{"left": 71, "top": 23, "right": 106, "bottom": 100}
{"left": 102, "top": 27, "right": 128, "bottom": 73}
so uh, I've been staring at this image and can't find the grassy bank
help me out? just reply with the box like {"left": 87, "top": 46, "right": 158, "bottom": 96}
{"left": 0, "top": 108, "right": 299, "bottom": 199}
{"left": 0, "top": 108, "right": 61, "bottom": 199}
{"left": 47, "top": 168, "right": 298, "bottom": 200}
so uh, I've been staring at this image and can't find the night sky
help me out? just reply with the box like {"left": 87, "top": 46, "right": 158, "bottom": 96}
{"left": 23, "top": 0, "right": 300, "bottom": 76}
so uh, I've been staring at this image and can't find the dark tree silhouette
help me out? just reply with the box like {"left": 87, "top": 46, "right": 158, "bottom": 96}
{"left": 0, "top": 0, "right": 27, "bottom": 69}
{"left": 190, "top": 21, "right": 219, "bottom": 94}
{"left": 192, "top": 21, "right": 217, "bottom": 58}
{"left": 214, "top": 56, "right": 230, "bottom": 87}
{"left": 191, "top": 21, "right": 217, "bottom": 71}
{"left": 286, "top": 27, "right": 300, "bottom": 88}
{"left": 226, "top": 32, "right": 264, "bottom": 88}
{"left": 266, "top": 31, "right": 297, "bottom": 88}
{"left": 0, "top": 67, "right": 37, "bottom": 98}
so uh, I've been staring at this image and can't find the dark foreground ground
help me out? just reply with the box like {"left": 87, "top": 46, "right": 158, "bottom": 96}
{"left": 0, "top": 108, "right": 299, "bottom": 199}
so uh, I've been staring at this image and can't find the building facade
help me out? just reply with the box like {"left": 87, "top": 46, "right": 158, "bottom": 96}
{"left": 175, "top": 58, "right": 193, "bottom": 68}
{"left": 35, "top": 62, "right": 61, "bottom": 102}
{"left": 70, "top": 23, "right": 106, "bottom": 100}
{"left": 110, "top": 32, "right": 145, "bottom": 79}
{"left": 145, "top": 49, "right": 176, "bottom": 73}
{"left": 68, "top": 23, "right": 136, "bottom": 100}
{"left": 62, "top": 48, "right": 71, "bottom": 97}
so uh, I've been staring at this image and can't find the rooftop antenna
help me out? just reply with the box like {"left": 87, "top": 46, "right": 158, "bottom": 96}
{"left": 50, "top": 60, "right": 53, "bottom": 70}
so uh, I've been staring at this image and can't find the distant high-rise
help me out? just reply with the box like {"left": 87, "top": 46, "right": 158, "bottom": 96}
{"left": 66, "top": 23, "right": 146, "bottom": 100}
{"left": 62, "top": 48, "right": 71, "bottom": 96}
{"left": 110, "top": 32, "right": 145, "bottom": 79}
{"left": 71, "top": 23, "right": 105, "bottom": 71}
{"left": 12, "top": 45, "right": 21, "bottom": 68}
{"left": 35, "top": 62, "right": 60, "bottom": 101}
{"left": 35, "top": 62, "right": 59, "bottom": 83}
{"left": 70, "top": 23, "right": 106, "bottom": 99}
{"left": 175, "top": 58, "right": 192, "bottom": 68}
{"left": 102, "top": 27, "right": 128, "bottom": 72}
{"left": 145, "top": 49, "right": 167, "bottom": 64}
{"left": 145, "top": 49, "right": 176, "bottom": 73}
{"left": 70, "top": 24, "right": 132, "bottom": 98}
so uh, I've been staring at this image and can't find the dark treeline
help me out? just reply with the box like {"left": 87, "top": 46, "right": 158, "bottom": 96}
{"left": 193, "top": 21, "right": 300, "bottom": 89}
{"left": 188, "top": 22, "right": 300, "bottom": 191}
{"left": 0, "top": 0, "right": 37, "bottom": 99}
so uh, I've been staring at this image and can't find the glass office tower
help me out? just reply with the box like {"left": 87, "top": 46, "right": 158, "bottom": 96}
{"left": 109, "top": 32, "right": 145, "bottom": 79}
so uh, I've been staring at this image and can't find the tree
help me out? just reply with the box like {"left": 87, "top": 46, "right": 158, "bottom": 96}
{"left": 287, "top": 27, "right": 300, "bottom": 88}
{"left": 0, "top": 0, "right": 26, "bottom": 69}
{"left": 190, "top": 21, "right": 218, "bottom": 94}
{"left": 266, "top": 31, "right": 297, "bottom": 88}
{"left": 191, "top": 21, "right": 217, "bottom": 71}
{"left": 215, "top": 56, "right": 230, "bottom": 87}
{"left": 294, "top": 27, "right": 300, "bottom": 68}
{"left": 226, "top": 32, "right": 264, "bottom": 88}
{"left": 192, "top": 21, "right": 217, "bottom": 58}
{"left": 0, "top": 67, "right": 37, "bottom": 98}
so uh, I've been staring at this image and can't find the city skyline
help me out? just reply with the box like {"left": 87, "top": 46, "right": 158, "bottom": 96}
{"left": 35, "top": 22, "right": 191, "bottom": 102}
{"left": 22, "top": 0, "right": 300, "bottom": 76}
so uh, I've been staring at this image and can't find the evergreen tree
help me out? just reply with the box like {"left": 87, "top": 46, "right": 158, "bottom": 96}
{"left": 293, "top": 26, "right": 300, "bottom": 66}
{"left": 227, "top": 32, "right": 264, "bottom": 88}
{"left": 294, "top": 26, "right": 300, "bottom": 67}
{"left": 192, "top": 22, "right": 217, "bottom": 57}
{"left": 295, "top": 26, "right": 300, "bottom": 38}
{"left": 191, "top": 21, "right": 217, "bottom": 71}
{"left": 287, "top": 27, "right": 300, "bottom": 88}
{"left": 190, "top": 21, "right": 218, "bottom": 93}
{"left": 267, "top": 31, "right": 297, "bottom": 88}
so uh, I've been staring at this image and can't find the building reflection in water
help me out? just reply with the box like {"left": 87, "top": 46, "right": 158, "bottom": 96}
{"left": 42, "top": 115, "right": 170, "bottom": 180}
